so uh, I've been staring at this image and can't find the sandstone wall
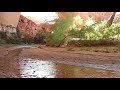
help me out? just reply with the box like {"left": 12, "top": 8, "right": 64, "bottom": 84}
{"left": 0, "top": 23, "right": 17, "bottom": 37}
{"left": 56, "top": 12, "right": 112, "bottom": 20}
{"left": 17, "top": 15, "right": 38, "bottom": 38}
{"left": 0, "top": 12, "right": 20, "bottom": 27}
{"left": 18, "top": 15, "right": 53, "bottom": 38}
{"left": 56, "top": 12, "right": 113, "bottom": 27}
{"left": 37, "top": 23, "right": 52, "bottom": 32}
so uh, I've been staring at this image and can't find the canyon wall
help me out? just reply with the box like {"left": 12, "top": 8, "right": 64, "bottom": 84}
{"left": 17, "top": 15, "right": 38, "bottom": 38}
{"left": 0, "top": 12, "right": 20, "bottom": 27}
{"left": 56, "top": 12, "right": 113, "bottom": 27}
{"left": 0, "top": 12, "right": 20, "bottom": 37}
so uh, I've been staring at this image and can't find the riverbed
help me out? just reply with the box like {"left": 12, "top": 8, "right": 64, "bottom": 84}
{"left": 0, "top": 44, "right": 120, "bottom": 78}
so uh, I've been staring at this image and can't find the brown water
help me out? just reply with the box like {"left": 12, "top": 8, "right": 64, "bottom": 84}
{"left": 0, "top": 45, "right": 120, "bottom": 78}
{"left": 17, "top": 58, "right": 120, "bottom": 78}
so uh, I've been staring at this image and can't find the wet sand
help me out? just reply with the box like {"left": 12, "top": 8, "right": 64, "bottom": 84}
{"left": 20, "top": 45, "right": 120, "bottom": 65}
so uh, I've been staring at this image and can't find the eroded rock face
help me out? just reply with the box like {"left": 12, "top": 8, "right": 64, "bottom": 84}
{"left": 56, "top": 12, "right": 113, "bottom": 26}
{"left": 17, "top": 15, "right": 38, "bottom": 38}
{"left": 0, "top": 12, "right": 20, "bottom": 37}
{"left": 0, "top": 12, "right": 20, "bottom": 27}
{"left": 0, "top": 23, "right": 17, "bottom": 37}
{"left": 57, "top": 12, "right": 112, "bottom": 20}
{"left": 17, "top": 15, "right": 52, "bottom": 37}
{"left": 37, "top": 23, "right": 52, "bottom": 33}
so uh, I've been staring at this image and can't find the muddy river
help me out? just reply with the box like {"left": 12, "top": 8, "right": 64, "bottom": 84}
{"left": 0, "top": 45, "right": 120, "bottom": 78}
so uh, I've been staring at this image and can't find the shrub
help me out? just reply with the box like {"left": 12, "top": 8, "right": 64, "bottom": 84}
{"left": 0, "top": 38, "right": 6, "bottom": 44}
{"left": 0, "top": 31, "right": 7, "bottom": 40}
{"left": 113, "top": 14, "right": 120, "bottom": 24}
{"left": 6, "top": 28, "right": 23, "bottom": 44}
{"left": 34, "top": 30, "right": 47, "bottom": 44}
{"left": 116, "top": 46, "right": 120, "bottom": 51}
{"left": 46, "top": 14, "right": 74, "bottom": 46}
{"left": 6, "top": 37, "right": 23, "bottom": 44}
{"left": 22, "top": 35, "right": 34, "bottom": 44}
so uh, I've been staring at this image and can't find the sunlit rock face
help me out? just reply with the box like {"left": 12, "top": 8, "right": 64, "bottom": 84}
{"left": 56, "top": 12, "right": 113, "bottom": 27}
{"left": 0, "top": 12, "right": 20, "bottom": 27}
{"left": 56, "top": 12, "right": 112, "bottom": 21}
{"left": 17, "top": 15, "right": 38, "bottom": 38}
{"left": 17, "top": 15, "right": 52, "bottom": 38}
{"left": 21, "top": 12, "right": 59, "bottom": 24}
{"left": 37, "top": 23, "right": 52, "bottom": 33}
{"left": 0, "top": 12, "right": 20, "bottom": 36}
{"left": 88, "top": 12, "right": 113, "bottom": 21}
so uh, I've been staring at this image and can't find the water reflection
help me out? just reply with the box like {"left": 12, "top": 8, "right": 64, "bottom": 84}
{"left": 19, "top": 58, "right": 120, "bottom": 78}
{"left": 19, "top": 58, "right": 56, "bottom": 78}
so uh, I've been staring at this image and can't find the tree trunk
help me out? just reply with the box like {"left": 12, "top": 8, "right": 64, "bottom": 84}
{"left": 107, "top": 12, "right": 116, "bottom": 27}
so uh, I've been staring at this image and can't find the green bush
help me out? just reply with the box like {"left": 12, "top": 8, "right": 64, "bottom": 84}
{"left": 68, "top": 18, "right": 120, "bottom": 47}
{"left": 0, "top": 31, "right": 7, "bottom": 40}
{"left": 46, "top": 14, "right": 74, "bottom": 46}
{"left": 6, "top": 37, "right": 23, "bottom": 44}
{"left": 46, "top": 13, "right": 84, "bottom": 47}
{"left": 6, "top": 29, "right": 23, "bottom": 44}
{"left": 116, "top": 45, "right": 120, "bottom": 51}
{"left": 113, "top": 14, "right": 120, "bottom": 24}
{"left": 78, "top": 40, "right": 118, "bottom": 47}
{"left": 22, "top": 36, "right": 34, "bottom": 44}
{"left": 0, "top": 38, "right": 6, "bottom": 44}
{"left": 34, "top": 30, "right": 47, "bottom": 44}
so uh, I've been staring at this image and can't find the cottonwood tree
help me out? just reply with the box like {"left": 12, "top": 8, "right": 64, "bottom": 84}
{"left": 107, "top": 12, "right": 116, "bottom": 27}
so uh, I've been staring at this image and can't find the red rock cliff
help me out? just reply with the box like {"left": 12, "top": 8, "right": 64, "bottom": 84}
{"left": 17, "top": 15, "right": 38, "bottom": 38}
{"left": 56, "top": 12, "right": 113, "bottom": 26}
